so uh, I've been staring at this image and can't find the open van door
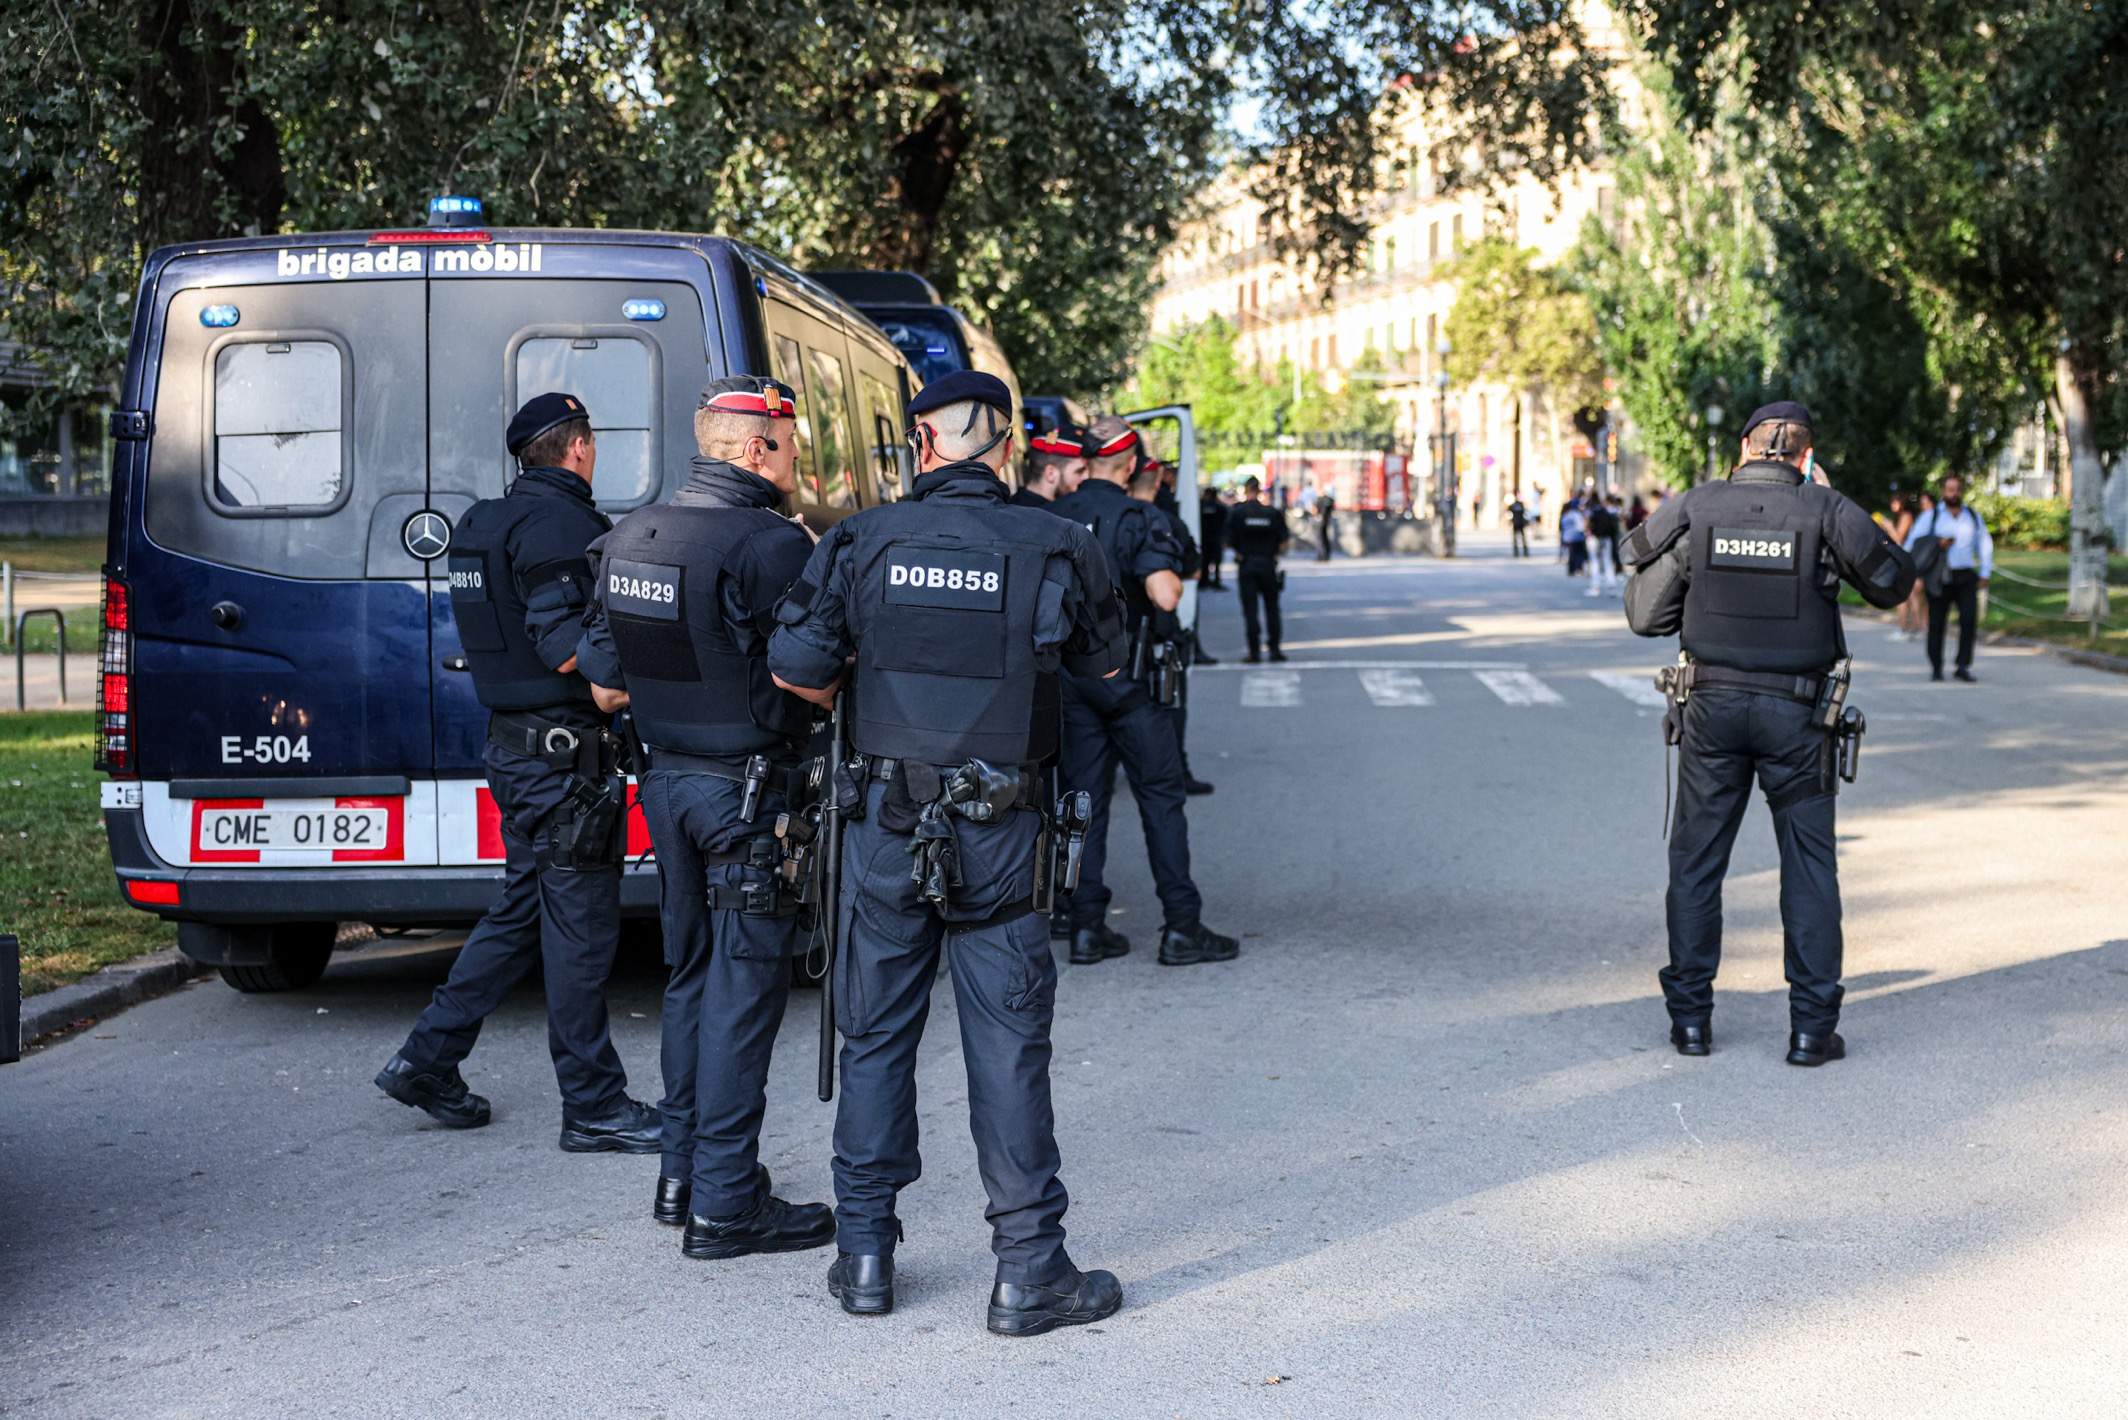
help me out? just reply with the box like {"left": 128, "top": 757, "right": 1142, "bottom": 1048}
{"left": 1122, "top": 405, "right": 1200, "bottom": 632}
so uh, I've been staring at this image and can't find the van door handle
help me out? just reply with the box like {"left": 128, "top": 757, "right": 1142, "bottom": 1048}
{"left": 439, "top": 656, "right": 470, "bottom": 672}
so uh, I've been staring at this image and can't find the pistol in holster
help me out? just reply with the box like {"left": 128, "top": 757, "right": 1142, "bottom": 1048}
{"left": 547, "top": 730, "right": 626, "bottom": 871}
{"left": 1149, "top": 638, "right": 1187, "bottom": 707}
{"left": 1834, "top": 706, "right": 1867, "bottom": 784}
{"left": 1652, "top": 653, "right": 1692, "bottom": 747}
{"left": 1032, "top": 789, "right": 1092, "bottom": 917}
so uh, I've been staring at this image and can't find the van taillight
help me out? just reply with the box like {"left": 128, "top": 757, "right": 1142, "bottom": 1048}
{"left": 95, "top": 571, "right": 133, "bottom": 776}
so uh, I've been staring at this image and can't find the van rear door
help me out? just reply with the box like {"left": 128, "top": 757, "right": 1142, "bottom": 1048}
{"left": 424, "top": 243, "right": 714, "bottom": 864}
{"left": 132, "top": 257, "right": 439, "bottom": 869}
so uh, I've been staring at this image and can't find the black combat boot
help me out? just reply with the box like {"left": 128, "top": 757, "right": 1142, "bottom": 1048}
{"left": 682, "top": 1194, "right": 836, "bottom": 1260}
{"left": 558, "top": 1096, "right": 662, "bottom": 1154}
{"left": 375, "top": 1054, "right": 491, "bottom": 1130}
{"left": 1670, "top": 1022, "right": 1712, "bottom": 1057}
{"left": 1158, "top": 923, "right": 1239, "bottom": 966}
{"left": 827, "top": 1252, "right": 895, "bottom": 1315}
{"left": 987, "top": 1266, "right": 1124, "bottom": 1337}
{"left": 653, "top": 1175, "right": 691, "bottom": 1226}
{"left": 1786, "top": 1031, "right": 1846, "bottom": 1067}
{"left": 1069, "top": 923, "right": 1131, "bottom": 966}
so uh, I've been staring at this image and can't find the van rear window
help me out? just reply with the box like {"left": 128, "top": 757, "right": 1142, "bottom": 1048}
{"left": 212, "top": 340, "right": 346, "bottom": 509}
{"left": 514, "top": 336, "right": 654, "bottom": 504}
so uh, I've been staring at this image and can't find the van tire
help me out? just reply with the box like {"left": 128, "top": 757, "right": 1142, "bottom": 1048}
{"left": 217, "top": 925, "right": 336, "bottom": 993}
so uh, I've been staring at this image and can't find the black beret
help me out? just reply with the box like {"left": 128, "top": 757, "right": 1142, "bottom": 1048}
{"left": 1741, "top": 400, "right": 1814, "bottom": 437}
{"left": 908, "top": 370, "right": 1013, "bottom": 419}
{"left": 507, "top": 392, "right": 590, "bottom": 457}
{"left": 700, "top": 375, "right": 799, "bottom": 419}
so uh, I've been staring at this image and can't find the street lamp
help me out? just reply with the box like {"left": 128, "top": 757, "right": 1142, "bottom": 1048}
{"left": 1433, "top": 364, "right": 1456, "bottom": 557}
{"left": 1704, "top": 401, "right": 1725, "bottom": 485}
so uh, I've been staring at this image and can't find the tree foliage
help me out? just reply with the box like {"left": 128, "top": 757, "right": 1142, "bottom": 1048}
{"left": 1118, "top": 316, "right": 1392, "bottom": 444}
{"left": 0, "top": 0, "right": 1615, "bottom": 423}
{"left": 1625, "top": 0, "right": 2127, "bottom": 607}
{"left": 1442, "top": 235, "right": 1602, "bottom": 414}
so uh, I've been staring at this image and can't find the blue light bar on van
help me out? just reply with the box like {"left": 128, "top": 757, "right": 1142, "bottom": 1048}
{"left": 428, "top": 194, "right": 485, "bottom": 228}
{"left": 926, "top": 344, "right": 949, "bottom": 356}
{"left": 621, "top": 298, "right": 666, "bottom": 321}
{"left": 200, "top": 305, "right": 241, "bottom": 328}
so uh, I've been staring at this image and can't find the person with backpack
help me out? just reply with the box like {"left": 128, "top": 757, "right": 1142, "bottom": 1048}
{"left": 1904, "top": 475, "right": 1993, "bottom": 683}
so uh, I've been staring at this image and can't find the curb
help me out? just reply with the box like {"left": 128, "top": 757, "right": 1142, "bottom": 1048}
{"left": 18, "top": 948, "right": 210, "bottom": 1049}
{"left": 1858, "top": 606, "right": 2128, "bottom": 676}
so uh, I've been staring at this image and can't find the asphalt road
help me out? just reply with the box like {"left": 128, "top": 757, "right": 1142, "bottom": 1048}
{"left": 7, "top": 530, "right": 2127, "bottom": 1418}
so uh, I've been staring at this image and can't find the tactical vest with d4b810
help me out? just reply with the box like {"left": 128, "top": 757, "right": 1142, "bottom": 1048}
{"left": 1680, "top": 472, "right": 1841, "bottom": 675}
{"left": 446, "top": 485, "right": 602, "bottom": 712}
{"left": 600, "top": 502, "right": 812, "bottom": 755}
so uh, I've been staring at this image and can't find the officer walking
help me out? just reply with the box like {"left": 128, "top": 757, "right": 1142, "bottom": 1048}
{"left": 375, "top": 393, "right": 659, "bottom": 1151}
{"left": 575, "top": 377, "right": 835, "bottom": 1258}
{"left": 1052, "top": 419, "right": 1239, "bottom": 968}
{"left": 1228, "top": 476, "right": 1289, "bottom": 663}
{"left": 767, "top": 371, "right": 1128, "bottom": 1336}
{"left": 1623, "top": 401, "right": 1916, "bottom": 1067}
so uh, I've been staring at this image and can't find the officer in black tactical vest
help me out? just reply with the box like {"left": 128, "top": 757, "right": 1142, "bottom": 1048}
{"left": 575, "top": 376, "right": 836, "bottom": 1258}
{"left": 1227, "top": 476, "right": 1289, "bottom": 662}
{"left": 1149, "top": 453, "right": 1217, "bottom": 792}
{"left": 1623, "top": 401, "right": 1916, "bottom": 1067}
{"left": 375, "top": 393, "right": 659, "bottom": 1152}
{"left": 1016, "top": 424, "right": 1088, "bottom": 509}
{"left": 768, "top": 370, "right": 1129, "bottom": 1336}
{"left": 1052, "top": 419, "right": 1239, "bottom": 968}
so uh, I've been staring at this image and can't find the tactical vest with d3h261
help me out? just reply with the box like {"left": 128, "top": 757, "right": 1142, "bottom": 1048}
{"left": 1680, "top": 474, "right": 1841, "bottom": 675}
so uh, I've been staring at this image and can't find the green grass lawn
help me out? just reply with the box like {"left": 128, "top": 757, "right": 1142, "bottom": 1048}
{"left": 1983, "top": 550, "right": 2128, "bottom": 658}
{"left": 1, "top": 711, "right": 172, "bottom": 995}
{"left": 0, "top": 535, "right": 106, "bottom": 574}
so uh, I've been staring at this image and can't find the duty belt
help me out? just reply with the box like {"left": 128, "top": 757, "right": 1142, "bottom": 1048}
{"left": 644, "top": 747, "right": 811, "bottom": 800}
{"left": 1685, "top": 665, "right": 1826, "bottom": 704}
{"left": 859, "top": 756, "right": 1044, "bottom": 806}
{"left": 489, "top": 710, "right": 597, "bottom": 759}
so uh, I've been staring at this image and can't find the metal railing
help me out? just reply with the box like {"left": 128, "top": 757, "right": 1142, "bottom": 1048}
{"left": 13, "top": 607, "right": 66, "bottom": 710}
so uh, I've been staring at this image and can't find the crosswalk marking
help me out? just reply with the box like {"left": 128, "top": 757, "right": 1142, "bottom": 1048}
{"left": 1473, "top": 669, "right": 1565, "bottom": 706}
{"left": 1356, "top": 669, "right": 1435, "bottom": 706}
{"left": 1590, "top": 671, "right": 1667, "bottom": 708}
{"left": 1239, "top": 670, "right": 1304, "bottom": 707}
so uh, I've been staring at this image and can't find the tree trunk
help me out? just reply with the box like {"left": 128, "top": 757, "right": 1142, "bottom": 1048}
{"left": 2055, "top": 349, "right": 2111, "bottom": 621}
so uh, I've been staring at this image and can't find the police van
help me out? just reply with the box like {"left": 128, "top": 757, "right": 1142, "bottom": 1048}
{"left": 810, "top": 271, "right": 1022, "bottom": 430}
{"left": 96, "top": 198, "right": 918, "bottom": 991}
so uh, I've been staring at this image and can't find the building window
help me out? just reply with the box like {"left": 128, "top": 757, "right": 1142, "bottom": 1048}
{"left": 1310, "top": 338, "right": 1320, "bottom": 367}
{"left": 1327, "top": 334, "right": 1339, "bottom": 368}
{"left": 1384, "top": 236, "right": 1397, "bottom": 272}
{"left": 1426, "top": 313, "right": 1438, "bottom": 358}
{"left": 1429, "top": 222, "right": 1441, "bottom": 263}
{"left": 1452, "top": 213, "right": 1464, "bottom": 251}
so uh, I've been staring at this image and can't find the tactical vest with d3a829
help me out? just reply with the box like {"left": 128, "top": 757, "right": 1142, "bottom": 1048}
{"left": 599, "top": 502, "right": 812, "bottom": 757}
{"left": 1679, "top": 474, "right": 1841, "bottom": 675}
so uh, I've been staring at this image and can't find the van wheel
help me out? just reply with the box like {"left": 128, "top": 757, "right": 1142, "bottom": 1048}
{"left": 218, "top": 924, "right": 336, "bottom": 993}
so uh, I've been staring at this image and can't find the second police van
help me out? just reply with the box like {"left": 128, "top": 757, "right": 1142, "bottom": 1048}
{"left": 96, "top": 198, "right": 920, "bottom": 991}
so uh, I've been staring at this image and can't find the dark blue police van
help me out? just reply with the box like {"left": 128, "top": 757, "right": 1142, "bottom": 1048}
{"left": 810, "top": 271, "right": 1021, "bottom": 427}
{"left": 96, "top": 199, "right": 917, "bottom": 990}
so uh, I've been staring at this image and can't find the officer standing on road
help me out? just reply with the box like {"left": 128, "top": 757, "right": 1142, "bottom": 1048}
{"left": 1199, "top": 486, "right": 1229, "bottom": 589}
{"left": 1623, "top": 401, "right": 1916, "bottom": 1067}
{"left": 375, "top": 394, "right": 659, "bottom": 1152}
{"left": 1018, "top": 425, "right": 1089, "bottom": 509}
{"left": 575, "top": 377, "right": 835, "bottom": 1259}
{"left": 1053, "top": 419, "right": 1239, "bottom": 967}
{"left": 1228, "top": 476, "right": 1289, "bottom": 663}
{"left": 767, "top": 371, "right": 1129, "bottom": 1336}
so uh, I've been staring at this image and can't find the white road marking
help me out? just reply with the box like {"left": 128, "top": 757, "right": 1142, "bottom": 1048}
{"left": 1474, "top": 670, "right": 1565, "bottom": 706}
{"left": 1357, "top": 669, "right": 1435, "bottom": 706}
{"left": 1192, "top": 659, "right": 1525, "bottom": 672}
{"left": 1240, "top": 670, "right": 1304, "bottom": 707}
{"left": 1590, "top": 671, "right": 1668, "bottom": 708}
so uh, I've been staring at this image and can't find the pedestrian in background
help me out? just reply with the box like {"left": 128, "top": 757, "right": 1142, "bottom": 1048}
{"left": 1584, "top": 495, "right": 1620, "bottom": 595}
{"left": 1906, "top": 474, "right": 1993, "bottom": 682}
{"left": 1508, "top": 496, "right": 1532, "bottom": 557}
{"left": 1560, "top": 497, "right": 1588, "bottom": 576}
{"left": 1315, "top": 488, "right": 1337, "bottom": 561}
{"left": 1199, "top": 485, "right": 1229, "bottom": 589}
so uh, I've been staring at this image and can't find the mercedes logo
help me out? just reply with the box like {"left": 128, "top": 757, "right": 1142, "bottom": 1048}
{"left": 403, "top": 510, "right": 452, "bottom": 561}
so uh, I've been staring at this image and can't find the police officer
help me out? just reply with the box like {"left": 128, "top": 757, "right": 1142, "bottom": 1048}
{"left": 1228, "top": 476, "right": 1289, "bottom": 663}
{"left": 1052, "top": 419, "right": 1239, "bottom": 968}
{"left": 1017, "top": 424, "right": 1089, "bottom": 508}
{"left": 768, "top": 370, "right": 1127, "bottom": 1335}
{"left": 575, "top": 377, "right": 835, "bottom": 1257}
{"left": 1623, "top": 401, "right": 1916, "bottom": 1067}
{"left": 1199, "top": 485, "right": 1229, "bottom": 589}
{"left": 375, "top": 393, "right": 658, "bottom": 1151}
{"left": 1147, "top": 454, "right": 1216, "bottom": 791}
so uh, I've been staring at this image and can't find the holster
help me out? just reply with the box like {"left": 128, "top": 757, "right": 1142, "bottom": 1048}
{"left": 708, "top": 832, "right": 808, "bottom": 918}
{"left": 544, "top": 731, "right": 626, "bottom": 871}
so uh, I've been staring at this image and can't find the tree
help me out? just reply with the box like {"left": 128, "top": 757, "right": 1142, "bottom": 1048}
{"left": 1118, "top": 318, "right": 1392, "bottom": 446}
{"left": 1442, "top": 235, "right": 1603, "bottom": 489}
{"left": 0, "top": 1, "right": 1623, "bottom": 425}
{"left": 1629, "top": 0, "right": 2128, "bottom": 613}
